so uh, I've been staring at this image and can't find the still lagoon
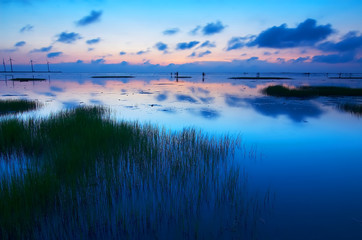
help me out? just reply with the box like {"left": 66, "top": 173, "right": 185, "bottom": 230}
{"left": 1, "top": 72, "right": 362, "bottom": 239}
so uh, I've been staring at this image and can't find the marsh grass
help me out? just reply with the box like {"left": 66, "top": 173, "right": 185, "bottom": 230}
{"left": 0, "top": 99, "right": 40, "bottom": 115}
{"left": 263, "top": 85, "right": 362, "bottom": 98}
{"left": 338, "top": 103, "right": 362, "bottom": 116}
{"left": 0, "top": 106, "right": 264, "bottom": 239}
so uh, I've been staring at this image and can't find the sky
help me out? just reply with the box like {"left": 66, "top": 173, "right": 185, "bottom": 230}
{"left": 1, "top": 0, "right": 362, "bottom": 72}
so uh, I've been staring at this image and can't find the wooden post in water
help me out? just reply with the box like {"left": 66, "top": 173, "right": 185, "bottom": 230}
{"left": 30, "top": 60, "right": 34, "bottom": 72}
{"left": 9, "top": 57, "right": 13, "bottom": 72}
{"left": 2, "top": 58, "right": 6, "bottom": 72}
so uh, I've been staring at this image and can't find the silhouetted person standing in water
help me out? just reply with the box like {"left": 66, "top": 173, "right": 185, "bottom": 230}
{"left": 202, "top": 72, "right": 205, "bottom": 82}
{"left": 175, "top": 72, "right": 179, "bottom": 82}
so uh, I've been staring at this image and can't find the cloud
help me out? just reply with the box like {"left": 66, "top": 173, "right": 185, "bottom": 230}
{"left": 176, "top": 41, "right": 199, "bottom": 50}
{"left": 47, "top": 52, "right": 62, "bottom": 58}
{"left": 31, "top": 46, "right": 52, "bottom": 52}
{"left": 20, "top": 24, "right": 33, "bottom": 33}
{"left": 226, "top": 37, "right": 251, "bottom": 51}
{"left": 88, "top": 48, "right": 94, "bottom": 51}
{"left": 86, "top": 37, "right": 101, "bottom": 45}
{"left": 318, "top": 31, "right": 362, "bottom": 52}
{"left": 56, "top": 32, "right": 82, "bottom": 44}
{"left": 264, "top": 51, "right": 272, "bottom": 56}
{"left": 91, "top": 58, "right": 106, "bottom": 64}
{"left": 248, "top": 19, "right": 334, "bottom": 48}
{"left": 14, "top": 41, "right": 26, "bottom": 47}
{"left": 189, "top": 50, "right": 212, "bottom": 58}
{"left": 136, "top": 50, "right": 149, "bottom": 55}
{"left": 312, "top": 52, "right": 355, "bottom": 63}
{"left": 154, "top": 42, "right": 168, "bottom": 52}
{"left": 247, "top": 57, "right": 259, "bottom": 62}
{"left": 198, "top": 50, "right": 211, "bottom": 57}
{"left": 202, "top": 21, "right": 226, "bottom": 35}
{"left": 199, "top": 40, "right": 216, "bottom": 48}
{"left": 76, "top": 10, "right": 102, "bottom": 26}
{"left": 2, "top": 48, "right": 17, "bottom": 53}
{"left": 189, "top": 26, "right": 201, "bottom": 35}
{"left": 188, "top": 52, "right": 196, "bottom": 57}
{"left": 288, "top": 56, "right": 310, "bottom": 63}
{"left": 163, "top": 28, "right": 179, "bottom": 35}
{"left": 119, "top": 51, "right": 126, "bottom": 55}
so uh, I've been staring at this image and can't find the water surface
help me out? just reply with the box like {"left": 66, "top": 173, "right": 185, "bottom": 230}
{"left": 1, "top": 72, "right": 362, "bottom": 239}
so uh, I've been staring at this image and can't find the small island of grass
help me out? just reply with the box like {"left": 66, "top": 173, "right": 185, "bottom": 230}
{"left": 10, "top": 78, "right": 46, "bottom": 82}
{"left": 229, "top": 77, "right": 291, "bottom": 80}
{"left": 262, "top": 85, "right": 362, "bottom": 98}
{"left": 0, "top": 99, "right": 40, "bottom": 115}
{"left": 91, "top": 76, "right": 135, "bottom": 78}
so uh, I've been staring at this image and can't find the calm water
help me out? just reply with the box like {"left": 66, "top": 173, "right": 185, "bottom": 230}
{"left": 1, "top": 72, "right": 362, "bottom": 239}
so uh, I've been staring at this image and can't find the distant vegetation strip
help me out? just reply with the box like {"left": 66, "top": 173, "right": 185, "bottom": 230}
{"left": 91, "top": 76, "right": 134, "bottom": 78}
{"left": 262, "top": 85, "right": 362, "bottom": 98}
{"left": 0, "top": 106, "right": 263, "bottom": 239}
{"left": 10, "top": 78, "right": 46, "bottom": 81}
{"left": 0, "top": 99, "right": 40, "bottom": 115}
{"left": 229, "top": 77, "right": 291, "bottom": 80}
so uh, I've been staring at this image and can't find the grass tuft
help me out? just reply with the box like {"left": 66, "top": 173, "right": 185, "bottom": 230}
{"left": 0, "top": 99, "right": 40, "bottom": 115}
{"left": 0, "top": 106, "right": 265, "bottom": 239}
{"left": 262, "top": 85, "right": 362, "bottom": 98}
{"left": 338, "top": 103, "right": 362, "bottom": 116}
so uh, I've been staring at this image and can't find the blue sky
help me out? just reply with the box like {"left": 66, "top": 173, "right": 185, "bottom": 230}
{"left": 1, "top": 0, "right": 362, "bottom": 72}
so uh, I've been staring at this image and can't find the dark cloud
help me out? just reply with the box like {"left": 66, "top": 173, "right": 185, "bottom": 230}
{"left": 277, "top": 58, "right": 286, "bottom": 63}
{"left": 91, "top": 58, "right": 105, "bottom": 64}
{"left": 76, "top": 10, "right": 102, "bottom": 26}
{"left": 198, "top": 50, "right": 211, "bottom": 57}
{"left": 188, "top": 50, "right": 211, "bottom": 58}
{"left": 56, "top": 32, "right": 82, "bottom": 44}
{"left": 263, "top": 51, "right": 272, "bottom": 56}
{"left": 247, "top": 57, "right": 259, "bottom": 62}
{"left": 288, "top": 56, "right": 310, "bottom": 63}
{"left": 189, "top": 26, "right": 201, "bottom": 35}
{"left": 163, "top": 28, "right": 179, "bottom": 35}
{"left": 156, "top": 94, "right": 168, "bottom": 101}
{"left": 50, "top": 86, "right": 64, "bottom": 92}
{"left": 188, "top": 52, "right": 196, "bottom": 57}
{"left": 2, "top": 48, "right": 17, "bottom": 53}
{"left": 136, "top": 50, "right": 148, "bottom": 55}
{"left": 176, "top": 41, "right": 199, "bottom": 50}
{"left": 154, "top": 42, "right": 168, "bottom": 52}
{"left": 20, "top": 24, "right": 33, "bottom": 33}
{"left": 312, "top": 52, "right": 355, "bottom": 64}
{"left": 318, "top": 31, "right": 362, "bottom": 52}
{"left": 47, "top": 52, "right": 62, "bottom": 58}
{"left": 248, "top": 19, "right": 333, "bottom": 48}
{"left": 199, "top": 108, "right": 220, "bottom": 119}
{"left": 86, "top": 37, "right": 101, "bottom": 45}
{"left": 246, "top": 97, "right": 323, "bottom": 122}
{"left": 226, "top": 37, "right": 251, "bottom": 51}
{"left": 31, "top": 46, "right": 52, "bottom": 52}
{"left": 119, "top": 51, "right": 126, "bottom": 55}
{"left": 176, "top": 94, "right": 198, "bottom": 103}
{"left": 14, "top": 41, "right": 26, "bottom": 47}
{"left": 202, "top": 21, "right": 226, "bottom": 35}
{"left": 199, "top": 40, "right": 216, "bottom": 48}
